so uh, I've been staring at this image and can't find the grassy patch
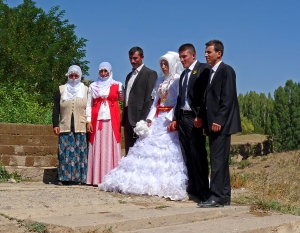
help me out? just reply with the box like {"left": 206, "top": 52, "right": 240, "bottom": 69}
{"left": 118, "top": 200, "right": 127, "bottom": 204}
{"left": 155, "top": 205, "right": 170, "bottom": 209}
{"left": 0, "top": 164, "right": 22, "bottom": 183}
{"left": 25, "top": 222, "right": 48, "bottom": 233}
{"left": 231, "top": 153, "right": 300, "bottom": 215}
{"left": 238, "top": 160, "right": 251, "bottom": 169}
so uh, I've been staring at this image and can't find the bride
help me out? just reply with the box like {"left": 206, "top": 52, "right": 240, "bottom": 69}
{"left": 99, "top": 51, "right": 187, "bottom": 201}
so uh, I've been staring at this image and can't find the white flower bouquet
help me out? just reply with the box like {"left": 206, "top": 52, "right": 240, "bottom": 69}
{"left": 133, "top": 120, "right": 151, "bottom": 138}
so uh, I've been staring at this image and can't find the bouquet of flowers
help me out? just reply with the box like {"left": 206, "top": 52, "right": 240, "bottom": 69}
{"left": 133, "top": 120, "right": 151, "bottom": 138}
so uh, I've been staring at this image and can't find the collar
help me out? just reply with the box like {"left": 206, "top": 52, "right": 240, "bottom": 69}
{"left": 187, "top": 60, "right": 197, "bottom": 71}
{"left": 132, "top": 63, "right": 144, "bottom": 73}
{"left": 212, "top": 60, "right": 222, "bottom": 72}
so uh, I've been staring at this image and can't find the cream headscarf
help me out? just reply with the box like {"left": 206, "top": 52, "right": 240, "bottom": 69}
{"left": 62, "top": 65, "right": 85, "bottom": 100}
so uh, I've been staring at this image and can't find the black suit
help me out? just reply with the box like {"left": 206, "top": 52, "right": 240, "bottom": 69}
{"left": 122, "top": 65, "right": 157, "bottom": 155}
{"left": 174, "top": 61, "right": 211, "bottom": 199}
{"left": 201, "top": 62, "right": 242, "bottom": 203}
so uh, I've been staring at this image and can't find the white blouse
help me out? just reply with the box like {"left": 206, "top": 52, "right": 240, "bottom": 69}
{"left": 86, "top": 81, "right": 124, "bottom": 122}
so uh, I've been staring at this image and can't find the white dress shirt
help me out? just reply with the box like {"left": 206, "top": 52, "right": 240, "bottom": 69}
{"left": 125, "top": 63, "right": 144, "bottom": 107}
{"left": 181, "top": 60, "right": 197, "bottom": 111}
{"left": 210, "top": 60, "right": 222, "bottom": 83}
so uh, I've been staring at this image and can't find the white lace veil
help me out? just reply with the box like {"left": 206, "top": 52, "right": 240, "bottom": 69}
{"left": 159, "top": 51, "right": 183, "bottom": 79}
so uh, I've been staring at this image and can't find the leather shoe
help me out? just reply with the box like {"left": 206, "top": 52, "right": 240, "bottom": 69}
{"left": 197, "top": 199, "right": 224, "bottom": 208}
{"left": 224, "top": 201, "right": 230, "bottom": 206}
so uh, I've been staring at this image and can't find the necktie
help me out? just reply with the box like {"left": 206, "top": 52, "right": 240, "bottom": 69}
{"left": 181, "top": 69, "right": 190, "bottom": 107}
{"left": 209, "top": 69, "right": 214, "bottom": 83}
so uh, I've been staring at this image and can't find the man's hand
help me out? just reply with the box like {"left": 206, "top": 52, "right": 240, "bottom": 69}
{"left": 87, "top": 122, "right": 93, "bottom": 133}
{"left": 194, "top": 117, "right": 203, "bottom": 128}
{"left": 211, "top": 123, "right": 221, "bottom": 132}
{"left": 53, "top": 127, "right": 60, "bottom": 136}
{"left": 147, "top": 120, "right": 152, "bottom": 127}
{"left": 203, "top": 128, "right": 206, "bottom": 136}
{"left": 167, "top": 121, "right": 177, "bottom": 132}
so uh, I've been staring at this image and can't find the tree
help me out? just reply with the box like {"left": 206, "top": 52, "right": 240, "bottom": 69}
{"left": 0, "top": 0, "right": 89, "bottom": 104}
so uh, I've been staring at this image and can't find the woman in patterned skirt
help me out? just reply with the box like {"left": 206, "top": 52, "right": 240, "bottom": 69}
{"left": 52, "top": 65, "right": 88, "bottom": 185}
{"left": 86, "top": 62, "right": 124, "bottom": 185}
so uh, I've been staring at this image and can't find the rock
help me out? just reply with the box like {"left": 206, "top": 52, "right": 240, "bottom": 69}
{"left": 7, "top": 178, "right": 17, "bottom": 183}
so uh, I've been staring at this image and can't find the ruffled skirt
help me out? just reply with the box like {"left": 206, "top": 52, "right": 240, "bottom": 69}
{"left": 98, "top": 112, "right": 187, "bottom": 201}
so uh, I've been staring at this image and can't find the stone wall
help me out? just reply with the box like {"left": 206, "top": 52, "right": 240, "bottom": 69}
{"left": 0, "top": 123, "right": 57, "bottom": 167}
{"left": 0, "top": 123, "right": 271, "bottom": 168}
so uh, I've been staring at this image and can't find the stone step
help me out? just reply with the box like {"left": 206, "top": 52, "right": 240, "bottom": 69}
{"left": 0, "top": 145, "right": 57, "bottom": 156}
{"left": 1, "top": 154, "right": 57, "bottom": 167}
{"left": 0, "top": 134, "right": 57, "bottom": 146}
{"left": 124, "top": 212, "right": 300, "bottom": 233}
{"left": 0, "top": 123, "right": 53, "bottom": 136}
{"left": 30, "top": 205, "right": 251, "bottom": 232}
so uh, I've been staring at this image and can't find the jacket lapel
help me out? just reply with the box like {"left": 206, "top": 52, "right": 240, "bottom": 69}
{"left": 187, "top": 61, "right": 200, "bottom": 93}
{"left": 207, "top": 61, "right": 223, "bottom": 92}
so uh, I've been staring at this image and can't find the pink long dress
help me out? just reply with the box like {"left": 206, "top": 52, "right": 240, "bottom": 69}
{"left": 86, "top": 82, "right": 123, "bottom": 185}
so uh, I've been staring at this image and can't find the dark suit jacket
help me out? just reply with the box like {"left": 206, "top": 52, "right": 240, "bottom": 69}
{"left": 123, "top": 65, "right": 157, "bottom": 126}
{"left": 201, "top": 62, "right": 242, "bottom": 135}
{"left": 174, "top": 61, "right": 211, "bottom": 121}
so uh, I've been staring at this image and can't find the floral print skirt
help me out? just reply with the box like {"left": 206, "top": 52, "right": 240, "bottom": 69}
{"left": 58, "top": 132, "right": 88, "bottom": 183}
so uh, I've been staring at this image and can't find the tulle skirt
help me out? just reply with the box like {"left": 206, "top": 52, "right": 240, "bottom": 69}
{"left": 98, "top": 112, "right": 188, "bottom": 201}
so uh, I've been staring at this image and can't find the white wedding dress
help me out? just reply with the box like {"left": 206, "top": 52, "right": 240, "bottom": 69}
{"left": 99, "top": 73, "right": 187, "bottom": 201}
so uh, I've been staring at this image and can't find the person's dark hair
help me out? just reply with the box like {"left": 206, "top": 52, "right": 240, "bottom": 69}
{"left": 205, "top": 40, "right": 224, "bottom": 57}
{"left": 129, "top": 46, "right": 144, "bottom": 56}
{"left": 178, "top": 43, "right": 196, "bottom": 54}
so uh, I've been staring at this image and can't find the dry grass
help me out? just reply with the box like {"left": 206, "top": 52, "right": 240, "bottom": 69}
{"left": 231, "top": 134, "right": 266, "bottom": 145}
{"left": 231, "top": 152, "right": 300, "bottom": 215}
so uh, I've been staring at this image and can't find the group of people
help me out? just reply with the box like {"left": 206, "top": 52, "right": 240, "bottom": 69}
{"left": 52, "top": 39, "right": 241, "bottom": 208}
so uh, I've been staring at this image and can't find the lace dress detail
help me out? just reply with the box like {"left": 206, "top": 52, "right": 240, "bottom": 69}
{"left": 99, "top": 74, "right": 187, "bottom": 201}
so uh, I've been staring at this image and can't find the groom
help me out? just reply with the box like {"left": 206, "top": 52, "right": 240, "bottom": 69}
{"left": 168, "top": 43, "right": 211, "bottom": 201}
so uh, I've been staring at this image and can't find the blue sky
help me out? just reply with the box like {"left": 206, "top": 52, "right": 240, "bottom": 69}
{"left": 7, "top": 0, "right": 300, "bottom": 95}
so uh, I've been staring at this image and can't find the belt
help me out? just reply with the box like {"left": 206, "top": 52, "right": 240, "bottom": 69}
{"left": 180, "top": 109, "right": 193, "bottom": 115}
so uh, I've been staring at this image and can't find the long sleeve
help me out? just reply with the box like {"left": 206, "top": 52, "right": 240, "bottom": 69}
{"left": 86, "top": 86, "right": 93, "bottom": 122}
{"left": 146, "top": 77, "right": 162, "bottom": 121}
{"left": 52, "top": 89, "right": 61, "bottom": 128}
{"left": 118, "top": 84, "right": 125, "bottom": 101}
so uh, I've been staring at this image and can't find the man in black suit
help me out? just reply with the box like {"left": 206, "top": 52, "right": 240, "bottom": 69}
{"left": 198, "top": 40, "right": 242, "bottom": 208}
{"left": 123, "top": 46, "right": 157, "bottom": 155}
{"left": 168, "top": 43, "right": 211, "bottom": 201}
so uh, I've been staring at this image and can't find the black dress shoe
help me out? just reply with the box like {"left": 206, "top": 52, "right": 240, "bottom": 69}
{"left": 197, "top": 199, "right": 224, "bottom": 208}
{"left": 224, "top": 201, "right": 230, "bottom": 206}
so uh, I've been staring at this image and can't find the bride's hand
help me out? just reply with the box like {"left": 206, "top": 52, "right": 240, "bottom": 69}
{"left": 147, "top": 120, "right": 152, "bottom": 127}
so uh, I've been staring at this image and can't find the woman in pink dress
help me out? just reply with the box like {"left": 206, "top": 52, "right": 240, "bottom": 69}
{"left": 86, "top": 62, "right": 124, "bottom": 185}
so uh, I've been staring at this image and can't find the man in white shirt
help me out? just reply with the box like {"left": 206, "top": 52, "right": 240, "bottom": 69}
{"left": 122, "top": 46, "right": 157, "bottom": 155}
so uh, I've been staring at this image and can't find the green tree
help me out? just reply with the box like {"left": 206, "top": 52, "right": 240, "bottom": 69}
{"left": 0, "top": 0, "right": 89, "bottom": 105}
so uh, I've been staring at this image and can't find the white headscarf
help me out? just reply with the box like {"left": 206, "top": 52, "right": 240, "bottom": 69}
{"left": 62, "top": 65, "right": 85, "bottom": 100}
{"left": 90, "top": 62, "right": 116, "bottom": 98}
{"left": 159, "top": 51, "right": 183, "bottom": 80}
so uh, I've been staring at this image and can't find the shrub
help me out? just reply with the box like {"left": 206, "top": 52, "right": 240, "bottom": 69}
{"left": 0, "top": 85, "right": 52, "bottom": 124}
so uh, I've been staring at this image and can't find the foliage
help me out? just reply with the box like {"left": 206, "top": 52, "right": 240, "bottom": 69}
{"left": 0, "top": 85, "right": 52, "bottom": 124}
{"left": 0, "top": 163, "right": 22, "bottom": 183}
{"left": 238, "top": 91, "right": 273, "bottom": 134}
{"left": 240, "top": 114, "right": 254, "bottom": 134}
{"left": 0, "top": 0, "right": 89, "bottom": 105}
{"left": 271, "top": 80, "right": 300, "bottom": 151}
